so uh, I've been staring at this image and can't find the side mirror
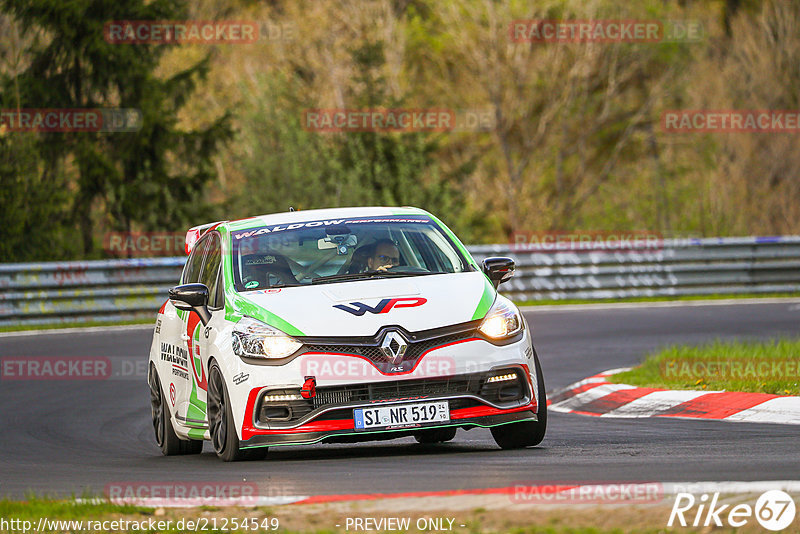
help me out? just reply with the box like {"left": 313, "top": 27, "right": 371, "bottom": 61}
{"left": 482, "top": 257, "right": 515, "bottom": 288}
{"left": 169, "top": 283, "right": 211, "bottom": 325}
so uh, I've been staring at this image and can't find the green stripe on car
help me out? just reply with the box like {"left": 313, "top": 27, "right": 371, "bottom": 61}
{"left": 471, "top": 277, "right": 495, "bottom": 321}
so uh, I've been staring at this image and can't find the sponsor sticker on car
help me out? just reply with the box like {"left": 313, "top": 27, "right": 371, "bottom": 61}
{"left": 353, "top": 401, "right": 450, "bottom": 430}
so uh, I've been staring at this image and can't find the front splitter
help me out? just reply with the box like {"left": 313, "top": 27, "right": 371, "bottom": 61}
{"left": 240, "top": 409, "right": 536, "bottom": 449}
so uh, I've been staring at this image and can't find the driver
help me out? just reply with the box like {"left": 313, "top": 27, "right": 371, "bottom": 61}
{"left": 366, "top": 239, "right": 400, "bottom": 272}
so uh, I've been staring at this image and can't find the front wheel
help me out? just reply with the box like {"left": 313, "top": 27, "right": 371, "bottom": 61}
{"left": 149, "top": 365, "right": 203, "bottom": 455}
{"left": 491, "top": 348, "right": 548, "bottom": 449}
{"left": 207, "top": 362, "right": 267, "bottom": 462}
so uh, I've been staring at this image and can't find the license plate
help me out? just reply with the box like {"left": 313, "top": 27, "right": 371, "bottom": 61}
{"left": 353, "top": 401, "right": 450, "bottom": 430}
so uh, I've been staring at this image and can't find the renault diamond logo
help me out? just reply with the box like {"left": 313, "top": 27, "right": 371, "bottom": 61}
{"left": 380, "top": 331, "right": 408, "bottom": 365}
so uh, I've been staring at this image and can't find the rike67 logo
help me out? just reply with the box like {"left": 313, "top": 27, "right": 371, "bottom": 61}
{"left": 668, "top": 490, "right": 796, "bottom": 531}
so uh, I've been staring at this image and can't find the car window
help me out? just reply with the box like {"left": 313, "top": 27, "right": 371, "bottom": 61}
{"left": 230, "top": 216, "right": 467, "bottom": 291}
{"left": 200, "top": 233, "right": 222, "bottom": 306}
{"left": 181, "top": 237, "right": 208, "bottom": 284}
{"left": 213, "top": 268, "right": 225, "bottom": 309}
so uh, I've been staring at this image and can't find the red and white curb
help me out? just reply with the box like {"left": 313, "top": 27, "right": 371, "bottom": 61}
{"left": 548, "top": 368, "right": 800, "bottom": 424}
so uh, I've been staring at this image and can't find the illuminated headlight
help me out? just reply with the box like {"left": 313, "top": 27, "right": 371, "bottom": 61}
{"left": 487, "top": 373, "right": 517, "bottom": 383}
{"left": 231, "top": 317, "right": 302, "bottom": 359}
{"left": 478, "top": 296, "right": 523, "bottom": 339}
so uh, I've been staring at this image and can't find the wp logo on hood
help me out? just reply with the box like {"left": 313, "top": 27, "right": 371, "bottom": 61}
{"left": 334, "top": 298, "right": 427, "bottom": 316}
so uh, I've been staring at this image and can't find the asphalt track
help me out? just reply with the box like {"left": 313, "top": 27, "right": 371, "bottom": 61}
{"left": 1, "top": 301, "right": 798, "bottom": 499}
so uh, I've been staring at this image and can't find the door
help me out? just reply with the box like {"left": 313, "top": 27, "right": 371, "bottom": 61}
{"left": 170, "top": 235, "right": 212, "bottom": 437}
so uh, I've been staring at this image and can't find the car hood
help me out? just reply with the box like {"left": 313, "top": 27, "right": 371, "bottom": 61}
{"left": 233, "top": 271, "right": 496, "bottom": 337}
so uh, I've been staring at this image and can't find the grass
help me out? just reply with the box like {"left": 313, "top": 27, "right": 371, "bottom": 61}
{"left": 0, "top": 496, "right": 150, "bottom": 520}
{"left": 515, "top": 292, "right": 800, "bottom": 307}
{"left": 612, "top": 338, "right": 800, "bottom": 395}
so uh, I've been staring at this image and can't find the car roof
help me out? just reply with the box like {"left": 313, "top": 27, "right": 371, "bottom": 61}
{"left": 224, "top": 206, "right": 431, "bottom": 232}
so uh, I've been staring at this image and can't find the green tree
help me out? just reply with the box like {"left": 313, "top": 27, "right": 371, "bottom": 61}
{"left": 0, "top": 132, "right": 81, "bottom": 261}
{"left": 0, "top": 0, "right": 231, "bottom": 259}
{"left": 232, "top": 38, "right": 472, "bottom": 232}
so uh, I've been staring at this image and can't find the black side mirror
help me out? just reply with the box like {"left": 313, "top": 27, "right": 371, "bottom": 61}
{"left": 169, "top": 283, "right": 211, "bottom": 325}
{"left": 482, "top": 257, "right": 515, "bottom": 288}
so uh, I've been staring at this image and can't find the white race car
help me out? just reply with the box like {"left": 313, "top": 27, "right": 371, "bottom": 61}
{"left": 148, "top": 207, "right": 546, "bottom": 461}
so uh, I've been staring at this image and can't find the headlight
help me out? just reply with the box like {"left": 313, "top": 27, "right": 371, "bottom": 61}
{"left": 478, "top": 296, "right": 523, "bottom": 339}
{"left": 231, "top": 317, "right": 302, "bottom": 359}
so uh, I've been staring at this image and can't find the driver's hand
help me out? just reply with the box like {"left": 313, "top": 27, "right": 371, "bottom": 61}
{"left": 375, "top": 264, "right": 392, "bottom": 272}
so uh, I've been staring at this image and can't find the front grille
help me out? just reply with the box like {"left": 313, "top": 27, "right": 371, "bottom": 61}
{"left": 312, "top": 373, "right": 485, "bottom": 409}
{"left": 303, "top": 332, "right": 475, "bottom": 374}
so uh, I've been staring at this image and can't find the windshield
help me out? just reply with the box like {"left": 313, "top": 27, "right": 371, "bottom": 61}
{"left": 230, "top": 216, "right": 467, "bottom": 291}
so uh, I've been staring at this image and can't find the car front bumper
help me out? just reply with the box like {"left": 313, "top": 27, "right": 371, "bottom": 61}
{"left": 238, "top": 361, "right": 538, "bottom": 448}
{"left": 239, "top": 399, "right": 538, "bottom": 448}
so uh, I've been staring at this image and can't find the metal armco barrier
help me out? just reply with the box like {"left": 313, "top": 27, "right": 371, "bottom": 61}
{"left": 470, "top": 236, "right": 800, "bottom": 301}
{"left": 1, "top": 236, "right": 799, "bottom": 327}
{"left": 0, "top": 258, "right": 184, "bottom": 327}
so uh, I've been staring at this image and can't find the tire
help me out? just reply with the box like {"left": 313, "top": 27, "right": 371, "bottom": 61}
{"left": 149, "top": 365, "right": 203, "bottom": 455}
{"left": 207, "top": 362, "right": 267, "bottom": 462}
{"left": 414, "top": 427, "right": 457, "bottom": 444}
{"left": 490, "top": 348, "right": 548, "bottom": 449}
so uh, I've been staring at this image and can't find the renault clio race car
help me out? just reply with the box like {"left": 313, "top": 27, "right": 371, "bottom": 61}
{"left": 148, "top": 207, "right": 546, "bottom": 461}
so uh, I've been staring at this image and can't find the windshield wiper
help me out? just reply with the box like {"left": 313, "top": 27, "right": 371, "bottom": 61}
{"left": 311, "top": 271, "right": 436, "bottom": 285}
{"left": 240, "top": 282, "right": 303, "bottom": 291}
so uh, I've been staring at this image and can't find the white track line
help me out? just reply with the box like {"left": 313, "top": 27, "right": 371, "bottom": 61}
{"left": 598, "top": 367, "right": 632, "bottom": 376}
{"left": 662, "top": 481, "right": 800, "bottom": 495}
{"left": 4, "top": 298, "right": 797, "bottom": 336}
{"left": 0, "top": 323, "right": 152, "bottom": 338}
{"left": 521, "top": 297, "right": 800, "bottom": 312}
{"left": 79, "top": 496, "right": 310, "bottom": 508}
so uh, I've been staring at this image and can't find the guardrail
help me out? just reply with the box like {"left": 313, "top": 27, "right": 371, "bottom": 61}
{"left": 0, "top": 258, "right": 185, "bottom": 327}
{"left": 470, "top": 236, "right": 800, "bottom": 301}
{"left": 1, "top": 236, "right": 799, "bottom": 327}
